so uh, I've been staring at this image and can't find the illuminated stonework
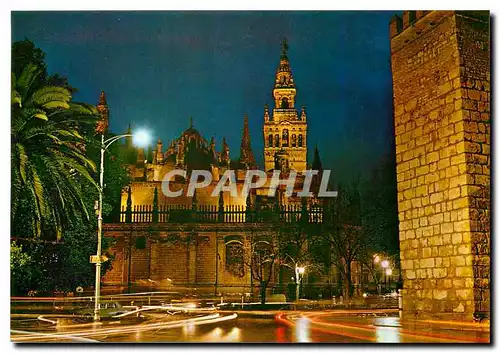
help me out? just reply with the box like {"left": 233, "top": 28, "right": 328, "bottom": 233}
{"left": 263, "top": 40, "right": 308, "bottom": 172}
{"left": 390, "top": 11, "right": 490, "bottom": 320}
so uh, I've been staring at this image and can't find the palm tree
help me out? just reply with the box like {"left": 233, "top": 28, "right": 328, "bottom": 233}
{"left": 11, "top": 63, "right": 98, "bottom": 239}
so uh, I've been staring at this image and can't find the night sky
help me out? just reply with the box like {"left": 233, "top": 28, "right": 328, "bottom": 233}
{"left": 12, "top": 11, "right": 396, "bottom": 181}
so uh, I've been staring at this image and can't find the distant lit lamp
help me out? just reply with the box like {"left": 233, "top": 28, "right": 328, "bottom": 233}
{"left": 381, "top": 260, "right": 389, "bottom": 269}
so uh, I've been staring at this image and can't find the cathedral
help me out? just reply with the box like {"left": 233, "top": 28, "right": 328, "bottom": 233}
{"left": 101, "top": 40, "right": 337, "bottom": 297}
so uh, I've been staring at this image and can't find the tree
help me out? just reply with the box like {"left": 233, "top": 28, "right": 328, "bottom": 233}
{"left": 323, "top": 182, "right": 365, "bottom": 299}
{"left": 244, "top": 233, "right": 280, "bottom": 304}
{"left": 279, "top": 214, "right": 323, "bottom": 301}
{"left": 11, "top": 242, "right": 33, "bottom": 295}
{"left": 10, "top": 40, "right": 131, "bottom": 294}
{"left": 11, "top": 62, "right": 98, "bottom": 239}
{"left": 11, "top": 39, "right": 46, "bottom": 83}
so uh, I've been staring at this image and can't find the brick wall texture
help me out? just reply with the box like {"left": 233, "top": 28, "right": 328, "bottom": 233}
{"left": 390, "top": 11, "right": 490, "bottom": 320}
{"left": 102, "top": 231, "right": 253, "bottom": 293}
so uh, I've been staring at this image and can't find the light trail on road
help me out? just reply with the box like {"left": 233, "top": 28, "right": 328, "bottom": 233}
{"left": 11, "top": 330, "right": 99, "bottom": 343}
{"left": 275, "top": 311, "right": 490, "bottom": 343}
{"left": 11, "top": 312, "right": 238, "bottom": 343}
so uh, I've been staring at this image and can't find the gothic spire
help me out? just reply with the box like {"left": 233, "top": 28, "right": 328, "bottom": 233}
{"left": 209, "top": 136, "right": 217, "bottom": 163}
{"left": 125, "top": 123, "right": 133, "bottom": 147}
{"left": 312, "top": 145, "right": 323, "bottom": 171}
{"left": 99, "top": 91, "right": 107, "bottom": 105}
{"left": 239, "top": 114, "right": 256, "bottom": 169}
{"left": 95, "top": 91, "right": 109, "bottom": 134}
{"left": 220, "top": 137, "right": 230, "bottom": 166}
{"left": 311, "top": 145, "right": 324, "bottom": 196}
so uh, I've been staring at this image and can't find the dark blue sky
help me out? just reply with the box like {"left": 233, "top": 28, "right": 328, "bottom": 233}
{"left": 12, "top": 11, "right": 395, "bottom": 180}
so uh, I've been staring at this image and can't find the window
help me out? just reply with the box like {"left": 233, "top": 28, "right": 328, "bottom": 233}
{"left": 298, "top": 134, "right": 303, "bottom": 147}
{"left": 225, "top": 236, "right": 244, "bottom": 277}
{"left": 282, "top": 129, "right": 289, "bottom": 147}
{"left": 281, "top": 97, "right": 289, "bottom": 109}
{"left": 275, "top": 134, "right": 280, "bottom": 147}
{"left": 268, "top": 134, "right": 273, "bottom": 147}
{"left": 291, "top": 134, "right": 297, "bottom": 147}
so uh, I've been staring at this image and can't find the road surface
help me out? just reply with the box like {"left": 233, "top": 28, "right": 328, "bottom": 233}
{"left": 11, "top": 310, "right": 490, "bottom": 343}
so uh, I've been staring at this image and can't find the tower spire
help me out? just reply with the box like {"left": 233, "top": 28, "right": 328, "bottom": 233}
{"left": 281, "top": 38, "right": 289, "bottom": 59}
{"left": 220, "top": 137, "right": 230, "bottom": 166}
{"left": 275, "top": 39, "right": 295, "bottom": 90}
{"left": 239, "top": 114, "right": 256, "bottom": 169}
{"left": 312, "top": 144, "right": 323, "bottom": 171}
{"left": 96, "top": 91, "right": 109, "bottom": 134}
{"left": 311, "top": 145, "right": 324, "bottom": 195}
{"left": 125, "top": 123, "right": 133, "bottom": 147}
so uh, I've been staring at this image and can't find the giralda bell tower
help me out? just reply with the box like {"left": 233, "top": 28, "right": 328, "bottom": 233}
{"left": 263, "top": 39, "right": 308, "bottom": 173}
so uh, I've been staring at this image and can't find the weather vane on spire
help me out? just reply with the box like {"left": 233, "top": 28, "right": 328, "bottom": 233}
{"left": 281, "top": 38, "right": 289, "bottom": 58}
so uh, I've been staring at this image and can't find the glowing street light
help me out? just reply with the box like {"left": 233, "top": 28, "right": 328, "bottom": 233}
{"left": 386, "top": 268, "right": 393, "bottom": 292}
{"left": 133, "top": 129, "right": 151, "bottom": 148}
{"left": 295, "top": 266, "right": 306, "bottom": 303}
{"left": 93, "top": 129, "right": 151, "bottom": 321}
{"left": 381, "top": 260, "right": 390, "bottom": 269}
{"left": 373, "top": 254, "right": 380, "bottom": 264}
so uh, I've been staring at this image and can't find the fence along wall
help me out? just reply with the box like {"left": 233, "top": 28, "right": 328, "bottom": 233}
{"left": 119, "top": 186, "right": 325, "bottom": 224}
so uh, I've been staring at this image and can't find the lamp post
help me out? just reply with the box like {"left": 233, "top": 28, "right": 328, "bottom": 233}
{"left": 93, "top": 130, "right": 150, "bottom": 322}
{"left": 380, "top": 260, "right": 390, "bottom": 293}
{"left": 295, "top": 266, "right": 305, "bottom": 304}
{"left": 372, "top": 254, "right": 380, "bottom": 294}
{"left": 386, "top": 268, "right": 393, "bottom": 292}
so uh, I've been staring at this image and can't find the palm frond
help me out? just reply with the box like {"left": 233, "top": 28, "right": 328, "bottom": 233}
{"left": 16, "top": 63, "right": 43, "bottom": 99}
{"left": 28, "top": 86, "right": 71, "bottom": 111}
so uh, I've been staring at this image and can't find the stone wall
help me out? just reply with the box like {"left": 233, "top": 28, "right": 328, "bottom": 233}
{"left": 390, "top": 11, "right": 490, "bottom": 320}
{"left": 102, "top": 228, "right": 255, "bottom": 294}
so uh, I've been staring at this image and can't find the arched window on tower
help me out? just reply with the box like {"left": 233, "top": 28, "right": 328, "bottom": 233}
{"left": 275, "top": 134, "right": 280, "bottom": 148}
{"left": 291, "top": 134, "right": 297, "bottom": 147}
{"left": 268, "top": 134, "right": 273, "bottom": 147}
{"left": 298, "top": 134, "right": 303, "bottom": 147}
{"left": 280, "top": 97, "right": 289, "bottom": 109}
{"left": 282, "top": 129, "right": 289, "bottom": 147}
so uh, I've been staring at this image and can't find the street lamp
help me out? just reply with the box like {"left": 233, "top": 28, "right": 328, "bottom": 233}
{"left": 295, "top": 266, "right": 306, "bottom": 303}
{"left": 380, "top": 260, "right": 390, "bottom": 293}
{"left": 93, "top": 129, "right": 150, "bottom": 321}
{"left": 386, "top": 268, "right": 393, "bottom": 292}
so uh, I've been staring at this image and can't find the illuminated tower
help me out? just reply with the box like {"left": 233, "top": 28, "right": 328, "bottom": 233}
{"left": 263, "top": 39, "right": 307, "bottom": 172}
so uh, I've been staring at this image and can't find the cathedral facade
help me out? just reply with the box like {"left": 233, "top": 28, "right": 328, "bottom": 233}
{"left": 100, "top": 41, "right": 339, "bottom": 297}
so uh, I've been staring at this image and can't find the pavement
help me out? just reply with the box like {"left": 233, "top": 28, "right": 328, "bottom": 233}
{"left": 10, "top": 295, "right": 490, "bottom": 343}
